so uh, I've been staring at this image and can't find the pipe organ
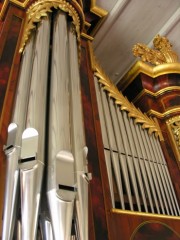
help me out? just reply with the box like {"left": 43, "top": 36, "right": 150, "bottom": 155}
{"left": 1, "top": 1, "right": 180, "bottom": 240}
{"left": 2, "top": 9, "right": 90, "bottom": 240}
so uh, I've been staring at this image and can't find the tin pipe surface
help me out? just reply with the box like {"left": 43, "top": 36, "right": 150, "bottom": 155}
{"left": 20, "top": 17, "right": 51, "bottom": 240}
{"left": 2, "top": 35, "right": 35, "bottom": 240}
{"left": 47, "top": 12, "right": 74, "bottom": 240}
{"left": 68, "top": 23, "right": 90, "bottom": 240}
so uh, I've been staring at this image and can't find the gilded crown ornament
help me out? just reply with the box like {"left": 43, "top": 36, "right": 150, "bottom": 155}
{"left": 132, "top": 35, "right": 178, "bottom": 65}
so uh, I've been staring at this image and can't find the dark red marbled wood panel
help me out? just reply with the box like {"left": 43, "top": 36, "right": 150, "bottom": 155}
{"left": 109, "top": 211, "right": 180, "bottom": 240}
{"left": 0, "top": 16, "right": 20, "bottom": 113}
{"left": 0, "top": 8, "right": 25, "bottom": 145}
{"left": 132, "top": 222, "right": 180, "bottom": 240}
{"left": 158, "top": 121, "right": 180, "bottom": 203}
{"left": 161, "top": 94, "right": 180, "bottom": 110}
{"left": 80, "top": 41, "right": 109, "bottom": 240}
{"left": 0, "top": 6, "right": 25, "bottom": 237}
{"left": 0, "top": 20, "right": 3, "bottom": 32}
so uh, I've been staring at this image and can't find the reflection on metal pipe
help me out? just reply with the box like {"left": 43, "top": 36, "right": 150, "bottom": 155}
{"left": 2, "top": 33, "right": 35, "bottom": 240}
{"left": 47, "top": 151, "right": 76, "bottom": 239}
{"left": 146, "top": 132, "right": 170, "bottom": 215}
{"left": 139, "top": 127, "right": 160, "bottom": 213}
{"left": 154, "top": 136, "right": 180, "bottom": 215}
{"left": 68, "top": 23, "right": 91, "bottom": 240}
{"left": 134, "top": 122, "right": 154, "bottom": 213}
{"left": 94, "top": 78, "right": 115, "bottom": 207}
{"left": 143, "top": 130, "right": 165, "bottom": 214}
{"left": 47, "top": 12, "right": 77, "bottom": 239}
{"left": 115, "top": 105, "right": 134, "bottom": 211}
{"left": 20, "top": 16, "right": 51, "bottom": 240}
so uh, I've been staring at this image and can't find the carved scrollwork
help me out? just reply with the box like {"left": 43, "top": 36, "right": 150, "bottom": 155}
{"left": 19, "top": 0, "right": 84, "bottom": 55}
{"left": 167, "top": 116, "right": 180, "bottom": 161}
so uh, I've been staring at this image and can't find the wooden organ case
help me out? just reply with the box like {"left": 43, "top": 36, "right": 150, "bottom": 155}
{"left": 0, "top": 0, "right": 180, "bottom": 239}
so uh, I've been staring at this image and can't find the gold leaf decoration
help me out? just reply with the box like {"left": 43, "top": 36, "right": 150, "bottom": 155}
{"left": 19, "top": 0, "right": 84, "bottom": 55}
{"left": 166, "top": 116, "right": 180, "bottom": 162}
{"left": 132, "top": 35, "right": 178, "bottom": 66}
{"left": 94, "top": 62, "right": 164, "bottom": 141}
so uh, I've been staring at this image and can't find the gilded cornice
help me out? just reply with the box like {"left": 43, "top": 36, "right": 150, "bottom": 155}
{"left": 120, "top": 61, "right": 180, "bottom": 91}
{"left": 147, "top": 108, "right": 180, "bottom": 119}
{"left": 133, "top": 86, "right": 180, "bottom": 104}
{"left": 166, "top": 115, "right": 180, "bottom": 163}
{"left": 94, "top": 61, "right": 163, "bottom": 141}
{"left": 19, "top": 0, "right": 84, "bottom": 53}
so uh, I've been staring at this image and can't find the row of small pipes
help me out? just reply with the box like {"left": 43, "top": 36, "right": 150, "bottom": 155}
{"left": 3, "top": 11, "right": 91, "bottom": 240}
{"left": 94, "top": 74, "right": 180, "bottom": 216}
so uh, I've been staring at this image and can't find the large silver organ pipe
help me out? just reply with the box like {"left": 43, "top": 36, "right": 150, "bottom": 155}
{"left": 2, "top": 9, "right": 90, "bottom": 240}
{"left": 20, "top": 16, "right": 51, "bottom": 240}
{"left": 94, "top": 67, "right": 180, "bottom": 216}
{"left": 2, "top": 34, "right": 35, "bottom": 240}
{"left": 68, "top": 22, "right": 90, "bottom": 240}
{"left": 47, "top": 12, "right": 75, "bottom": 240}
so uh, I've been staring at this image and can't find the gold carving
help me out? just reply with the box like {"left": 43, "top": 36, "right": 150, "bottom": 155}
{"left": 132, "top": 35, "right": 179, "bottom": 66}
{"left": 19, "top": 0, "right": 84, "bottom": 53}
{"left": 119, "top": 61, "right": 180, "bottom": 91}
{"left": 94, "top": 61, "right": 163, "bottom": 141}
{"left": 81, "top": 32, "right": 94, "bottom": 41}
{"left": 166, "top": 116, "right": 180, "bottom": 162}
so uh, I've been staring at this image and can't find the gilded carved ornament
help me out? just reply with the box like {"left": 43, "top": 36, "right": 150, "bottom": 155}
{"left": 166, "top": 116, "right": 180, "bottom": 161}
{"left": 132, "top": 35, "right": 178, "bottom": 66}
{"left": 94, "top": 61, "right": 163, "bottom": 141}
{"left": 19, "top": 0, "right": 84, "bottom": 54}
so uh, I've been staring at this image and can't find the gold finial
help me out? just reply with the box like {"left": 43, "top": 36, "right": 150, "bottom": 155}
{"left": 132, "top": 35, "right": 178, "bottom": 65}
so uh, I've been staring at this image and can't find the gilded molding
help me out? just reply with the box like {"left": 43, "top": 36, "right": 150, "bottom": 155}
{"left": 90, "top": 0, "right": 108, "bottom": 17}
{"left": 133, "top": 35, "right": 179, "bottom": 66}
{"left": 133, "top": 86, "right": 180, "bottom": 104}
{"left": 111, "top": 208, "right": 180, "bottom": 220}
{"left": 19, "top": 0, "right": 84, "bottom": 53}
{"left": 94, "top": 61, "right": 164, "bottom": 141}
{"left": 119, "top": 61, "right": 180, "bottom": 91}
{"left": 166, "top": 115, "right": 180, "bottom": 162}
{"left": 90, "top": 0, "right": 108, "bottom": 36}
{"left": 147, "top": 108, "right": 180, "bottom": 119}
{"left": 0, "top": 0, "right": 30, "bottom": 20}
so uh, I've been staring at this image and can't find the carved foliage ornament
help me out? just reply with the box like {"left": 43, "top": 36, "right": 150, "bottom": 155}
{"left": 19, "top": 0, "right": 84, "bottom": 54}
{"left": 166, "top": 116, "right": 180, "bottom": 161}
{"left": 132, "top": 35, "right": 178, "bottom": 66}
{"left": 94, "top": 61, "right": 163, "bottom": 141}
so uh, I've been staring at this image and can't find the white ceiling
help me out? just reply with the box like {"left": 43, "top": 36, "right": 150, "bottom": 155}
{"left": 93, "top": 0, "right": 180, "bottom": 84}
